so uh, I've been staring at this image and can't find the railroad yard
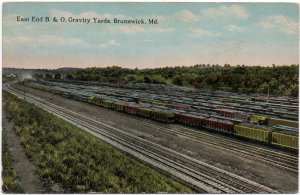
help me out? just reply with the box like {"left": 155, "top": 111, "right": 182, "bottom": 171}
{"left": 3, "top": 1, "right": 299, "bottom": 192}
{"left": 3, "top": 79, "right": 298, "bottom": 193}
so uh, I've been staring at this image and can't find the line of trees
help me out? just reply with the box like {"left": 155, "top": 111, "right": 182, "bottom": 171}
{"left": 37, "top": 64, "right": 299, "bottom": 97}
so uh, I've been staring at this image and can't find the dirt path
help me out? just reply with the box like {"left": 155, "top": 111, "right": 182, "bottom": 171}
{"left": 2, "top": 102, "right": 45, "bottom": 193}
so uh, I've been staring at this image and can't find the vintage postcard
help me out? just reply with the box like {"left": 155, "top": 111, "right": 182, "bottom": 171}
{"left": 2, "top": 2, "right": 299, "bottom": 193}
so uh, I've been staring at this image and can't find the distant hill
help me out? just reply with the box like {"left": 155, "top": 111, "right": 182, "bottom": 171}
{"left": 2, "top": 67, "right": 82, "bottom": 75}
{"left": 2, "top": 68, "right": 50, "bottom": 76}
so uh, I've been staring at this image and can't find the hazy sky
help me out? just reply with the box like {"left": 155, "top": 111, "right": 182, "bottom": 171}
{"left": 3, "top": 2, "right": 299, "bottom": 69}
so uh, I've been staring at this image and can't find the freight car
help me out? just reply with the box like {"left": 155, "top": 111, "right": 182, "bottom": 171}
{"left": 214, "top": 108, "right": 249, "bottom": 121}
{"left": 267, "top": 117, "right": 299, "bottom": 128}
{"left": 250, "top": 115, "right": 299, "bottom": 128}
{"left": 175, "top": 113, "right": 204, "bottom": 128}
{"left": 111, "top": 102, "right": 124, "bottom": 111}
{"left": 202, "top": 118, "right": 234, "bottom": 134}
{"left": 175, "top": 113, "right": 234, "bottom": 134}
{"left": 234, "top": 124, "right": 298, "bottom": 150}
{"left": 249, "top": 115, "right": 266, "bottom": 125}
{"left": 25, "top": 80, "right": 299, "bottom": 151}
{"left": 138, "top": 107, "right": 152, "bottom": 118}
{"left": 234, "top": 124, "right": 272, "bottom": 143}
{"left": 123, "top": 104, "right": 139, "bottom": 115}
{"left": 271, "top": 130, "right": 298, "bottom": 150}
{"left": 150, "top": 109, "right": 174, "bottom": 123}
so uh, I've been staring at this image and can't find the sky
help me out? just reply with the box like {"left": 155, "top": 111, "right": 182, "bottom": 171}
{"left": 2, "top": 2, "right": 299, "bottom": 69}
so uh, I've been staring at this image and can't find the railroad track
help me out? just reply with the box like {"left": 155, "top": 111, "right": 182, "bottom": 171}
{"left": 13, "top": 83, "right": 299, "bottom": 173}
{"left": 35, "top": 80, "right": 299, "bottom": 119}
{"left": 4, "top": 84, "right": 278, "bottom": 193}
{"left": 66, "top": 99, "right": 298, "bottom": 173}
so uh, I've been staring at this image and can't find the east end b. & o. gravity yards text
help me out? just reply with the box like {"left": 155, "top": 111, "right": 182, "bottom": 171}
{"left": 17, "top": 16, "right": 159, "bottom": 24}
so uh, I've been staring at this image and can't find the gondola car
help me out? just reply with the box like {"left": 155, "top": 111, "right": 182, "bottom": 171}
{"left": 267, "top": 117, "right": 298, "bottom": 128}
{"left": 234, "top": 124, "right": 272, "bottom": 143}
{"left": 103, "top": 99, "right": 113, "bottom": 109}
{"left": 202, "top": 118, "right": 234, "bottom": 134}
{"left": 111, "top": 102, "right": 124, "bottom": 111}
{"left": 87, "top": 96, "right": 104, "bottom": 107}
{"left": 123, "top": 104, "right": 139, "bottom": 115}
{"left": 271, "top": 130, "right": 298, "bottom": 150}
{"left": 175, "top": 113, "right": 203, "bottom": 127}
{"left": 138, "top": 107, "right": 152, "bottom": 118}
{"left": 150, "top": 109, "right": 174, "bottom": 123}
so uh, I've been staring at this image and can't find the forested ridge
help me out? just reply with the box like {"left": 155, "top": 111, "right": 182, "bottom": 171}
{"left": 43, "top": 64, "right": 298, "bottom": 97}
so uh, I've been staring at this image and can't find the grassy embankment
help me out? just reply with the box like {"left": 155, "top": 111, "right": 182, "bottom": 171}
{"left": 3, "top": 92, "right": 192, "bottom": 193}
{"left": 2, "top": 133, "right": 24, "bottom": 193}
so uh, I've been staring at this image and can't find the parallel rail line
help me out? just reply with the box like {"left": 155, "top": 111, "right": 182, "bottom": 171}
{"left": 4, "top": 84, "right": 278, "bottom": 193}
{"left": 64, "top": 97, "right": 298, "bottom": 173}
{"left": 12, "top": 84, "right": 299, "bottom": 173}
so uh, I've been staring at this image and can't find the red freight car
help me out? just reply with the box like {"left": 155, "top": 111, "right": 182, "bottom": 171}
{"left": 214, "top": 109, "right": 235, "bottom": 118}
{"left": 123, "top": 105, "right": 139, "bottom": 115}
{"left": 166, "top": 104, "right": 189, "bottom": 110}
{"left": 175, "top": 113, "right": 203, "bottom": 127}
{"left": 251, "top": 97, "right": 268, "bottom": 102}
{"left": 214, "top": 108, "right": 249, "bottom": 121}
{"left": 202, "top": 118, "right": 234, "bottom": 134}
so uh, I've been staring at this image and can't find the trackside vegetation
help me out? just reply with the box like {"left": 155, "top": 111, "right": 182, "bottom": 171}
{"left": 2, "top": 132, "right": 24, "bottom": 193}
{"left": 3, "top": 92, "right": 192, "bottom": 193}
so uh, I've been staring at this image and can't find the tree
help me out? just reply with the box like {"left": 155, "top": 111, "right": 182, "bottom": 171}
{"left": 45, "top": 73, "right": 53, "bottom": 79}
{"left": 144, "top": 76, "right": 151, "bottom": 83}
{"left": 172, "top": 76, "right": 184, "bottom": 86}
{"left": 66, "top": 74, "right": 74, "bottom": 80}
{"left": 54, "top": 73, "right": 61, "bottom": 79}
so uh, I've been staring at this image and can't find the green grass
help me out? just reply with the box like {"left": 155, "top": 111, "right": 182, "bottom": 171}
{"left": 2, "top": 76, "right": 16, "bottom": 83}
{"left": 3, "top": 92, "right": 192, "bottom": 193}
{"left": 2, "top": 132, "right": 24, "bottom": 193}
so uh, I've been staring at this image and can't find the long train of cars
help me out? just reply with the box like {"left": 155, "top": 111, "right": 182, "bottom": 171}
{"left": 23, "top": 79, "right": 299, "bottom": 151}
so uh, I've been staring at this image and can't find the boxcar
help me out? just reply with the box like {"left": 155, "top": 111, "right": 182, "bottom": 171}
{"left": 234, "top": 125, "right": 272, "bottom": 143}
{"left": 271, "top": 131, "right": 298, "bottom": 150}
